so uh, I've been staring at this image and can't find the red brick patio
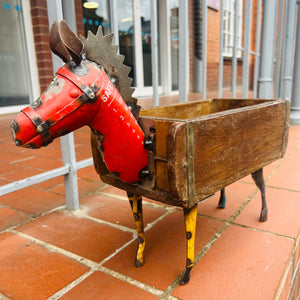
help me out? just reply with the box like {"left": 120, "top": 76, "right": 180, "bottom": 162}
{"left": 0, "top": 96, "right": 299, "bottom": 299}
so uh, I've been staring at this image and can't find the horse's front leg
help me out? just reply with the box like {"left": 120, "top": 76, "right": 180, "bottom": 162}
{"left": 181, "top": 204, "right": 198, "bottom": 285}
{"left": 127, "top": 192, "right": 146, "bottom": 267}
{"left": 251, "top": 168, "right": 268, "bottom": 222}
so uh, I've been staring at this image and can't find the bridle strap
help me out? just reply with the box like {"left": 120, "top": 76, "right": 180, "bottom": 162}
{"left": 22, "top": 67, "right": 100, "bottom": 143}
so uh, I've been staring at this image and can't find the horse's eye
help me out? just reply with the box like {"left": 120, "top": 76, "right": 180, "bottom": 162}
{"left": 50, "top": 78, "right": 59, "bottom": 87}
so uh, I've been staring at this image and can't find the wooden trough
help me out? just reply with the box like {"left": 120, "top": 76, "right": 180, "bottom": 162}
{"left": 93, "top": 98, "right": 290, "bottom": 209}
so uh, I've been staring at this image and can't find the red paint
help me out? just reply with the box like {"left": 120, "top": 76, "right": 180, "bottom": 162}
{"left": 12, "top": 61, "right": 147, "bottom": 183}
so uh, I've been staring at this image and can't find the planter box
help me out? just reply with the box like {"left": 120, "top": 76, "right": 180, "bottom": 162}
{"left": 94, "top": 98, "right": 290, "bottom": 208}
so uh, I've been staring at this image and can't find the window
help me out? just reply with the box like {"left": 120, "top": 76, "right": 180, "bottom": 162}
{"left": 0, "top": 1, "right": 31, "bottom": 107}
{"left": 223, "top": 0, "right": 243, "bottom": 57}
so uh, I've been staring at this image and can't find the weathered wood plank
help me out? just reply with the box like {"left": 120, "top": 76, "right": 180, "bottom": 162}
{"left": 92, "top": 98, "right": 289, "bottom": 209}
{"left": 192, "top": 101, "right": 289, "bottom": 199}
{"left": 167, "top": 122, "right": 188, "bottom": 202}
{"left": 139, "top": 98, "right": 270, "bottom": 120}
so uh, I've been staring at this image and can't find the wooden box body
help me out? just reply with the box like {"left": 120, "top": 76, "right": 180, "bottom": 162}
{"left": 92, "top": 98, "right": 289, "bottom": 208}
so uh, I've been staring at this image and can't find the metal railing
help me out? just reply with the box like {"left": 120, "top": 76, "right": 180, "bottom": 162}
{"left": 1, "top": 0, "right": 299, "bottom": 210}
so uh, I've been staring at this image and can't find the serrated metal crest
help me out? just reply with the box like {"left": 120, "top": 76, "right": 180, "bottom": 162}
{"left": 82, "top": 27, "right": 140, "bottom": 118}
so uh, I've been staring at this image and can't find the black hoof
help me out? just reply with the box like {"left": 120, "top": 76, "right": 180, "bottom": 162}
{"left": 180, "top": 267, "right": 192, "bottom": 285}
{"left": 259, "top": 209, "right": 268, "bottom": 222}
{"left": 135, "top": 259, "right": 144, "bottom": 267}
{"left": 218, "top": 201, "right": 226, "bottom": 209}
{"left": 218, "top": 190, "right": 226, "bottom": 209}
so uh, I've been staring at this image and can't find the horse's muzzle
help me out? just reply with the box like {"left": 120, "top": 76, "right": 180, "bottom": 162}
{"left": 11, "top": 111, "right": 44, "bottom": 149}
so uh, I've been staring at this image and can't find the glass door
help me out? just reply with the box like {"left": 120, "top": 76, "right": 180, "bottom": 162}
{"left": 0, "top": 0, "right": 31, "bottom": 107}
{"left": 82, "top": 0, "right": 181, "bottom": 96}
{"left": 117, "top": 0, "right": 161, "bottom": 95}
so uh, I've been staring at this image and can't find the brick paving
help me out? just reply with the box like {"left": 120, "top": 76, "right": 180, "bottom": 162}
{"left": 0, "top": 98, "right": 299, "bottom": 299}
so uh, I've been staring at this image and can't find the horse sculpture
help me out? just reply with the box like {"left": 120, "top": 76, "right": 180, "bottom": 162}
{"left": 11, "top": 21, "right": 287, "bottom": 285}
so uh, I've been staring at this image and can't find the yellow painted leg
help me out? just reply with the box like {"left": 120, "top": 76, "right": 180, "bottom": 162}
{"left": 181, "top": 204, "right": 198, "bottom": 285}
{"left": 127, "top": 192, "right": 146, "bottom": 267}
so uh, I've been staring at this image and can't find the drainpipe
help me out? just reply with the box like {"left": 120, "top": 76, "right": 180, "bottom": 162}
{"left": 194, "top": 0, "right": 202, "bottom": 93}
{"left": 290, "top": 0, "right": 300, "bottom": 124}
{"left": 257, "top": 0, "right": 277, "bottom": 98}
{"left": 280, "top": 0, "right": 297, "bottom": 100}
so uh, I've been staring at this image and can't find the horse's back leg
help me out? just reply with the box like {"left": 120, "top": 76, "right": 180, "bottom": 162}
{"left": 181, "top": 204, "right": 198, "bottom": 285}
{"left": 218, "top": 188, "right": 226, "bottom": 208}
{"left": 251, "top": 168, "right": 268, "bottom": 222}
{"left": 127, "top": 192, "right": 146, "bottom": 267}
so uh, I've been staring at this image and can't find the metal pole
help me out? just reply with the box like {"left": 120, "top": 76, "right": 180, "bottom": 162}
{"left": 218, "top": 0, "right": 224, "bottom": 98}
{"left": 109, "top": 0, "right": 119, "bottom": 45}
{"left": 46, "top": 0, "right": 79, "bottom": 210}
{"left": 201, "top": 0, "right": 207, "bottom": 99}
{"left": 274, "top": 0, "right": 285, "bottom": 98}
{"left": 194, "top": 0, "right": 202, "bottom": 94}
{"left": 290, "top": 0, "right": 300, "bottom": 124}
{"left": 242, "top": 0, "right": 251, "bottom": 98}
{"left": 232, "top": 0, "right": 239, "bottom": 98}
{"left": 178, "top": 0, "right": 189, "bottom": 103}
{"left": 253, "top": 0, "right": 261, "bottom": 97}
{"left": 62, "top": 0, "right": 76, "bottom": 33}
{"left": 133, "top": 0, "right": 144, "bottom": 90}
{"left": 280, "top": 0, "right": 297, "bottom": 100}
{"left": 257, "top": 0, "right": 277, "bottom": 98}
{"left": 151, "top": 0, "right": 159, "bottom": 106}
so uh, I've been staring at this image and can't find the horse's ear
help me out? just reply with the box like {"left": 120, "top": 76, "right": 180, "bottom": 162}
{"left": 49, "top": 20, "right": 83, "bottom": 65}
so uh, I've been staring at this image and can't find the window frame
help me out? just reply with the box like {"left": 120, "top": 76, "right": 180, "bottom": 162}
{"left": 223, "top": 0, "right": 243, "bottom": 58}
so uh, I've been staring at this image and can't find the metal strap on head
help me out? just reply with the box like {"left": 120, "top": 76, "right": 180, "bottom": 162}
{"left": 56, "top": 64, "right": 100, "bottom": 103}
{"left": 22, "top": 66, "right": 101, "bottom": 144}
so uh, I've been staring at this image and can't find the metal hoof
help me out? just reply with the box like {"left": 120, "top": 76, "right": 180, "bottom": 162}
{"left": 180, "top": 267, "right": 192, "bottom": 285}
{"left": 135, "top": 259, "right": 144, "bottom": 267}
{"left": 259, "top": 208, "right": 268, "bottom": 222}
{"left": 218, "top": 201, "right": 226, "bottom": 209}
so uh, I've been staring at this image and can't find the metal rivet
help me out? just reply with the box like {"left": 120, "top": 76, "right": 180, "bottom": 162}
{"left": 69, "top": 89, "right": 79, "bottom": 98}
{"left": 150, "top": 126, "right": 156, "bottom": 133}
{"left": 37, "top": 125, "right": 43, "bottom": 133}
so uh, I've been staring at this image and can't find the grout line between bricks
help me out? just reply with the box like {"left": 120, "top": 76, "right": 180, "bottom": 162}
{"left": 9, "top": 230, "right": 165, "bottom": 298}
{"left": 162, "top": 178, "right": 271, "bottom": 297}
{"left": 9, "top": 156, "right": 36, "bottom": 164}
{"left": 96, "top": 190, "right": 175, "bottom": 210}
{"left": 48, "top": 270, "right": 95, "bottom": 300}
{"left": 1, "top": 132, "right": 298, "bottom": 298}
{"left": 98, "top": 266, "right": 165, "bottom": 297}
{"left": 0, "top": 293, "right": 10, "bottom": 300}
{"left": 274, "top": 260, "right": 293, "bottom": 300}
{"left": 10, "top": 229, "right": 98, "bottom": 269}
{"left": 162, "top": 162, "right": 299, "bottom": 298}
{"left": 8, "top": 208, "right": 174, "bottom": 299}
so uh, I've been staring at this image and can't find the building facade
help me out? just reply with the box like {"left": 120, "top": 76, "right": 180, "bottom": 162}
{"left": 0, "top": 0, "right": 258, "bottom": 113}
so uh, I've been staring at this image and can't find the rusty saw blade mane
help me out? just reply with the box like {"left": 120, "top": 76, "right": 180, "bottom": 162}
{"left": 82, "top": 27, "right": 139, "bottom": 118}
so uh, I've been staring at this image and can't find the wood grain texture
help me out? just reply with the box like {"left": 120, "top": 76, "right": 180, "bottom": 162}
{"left": 91, "top": 98, "right": 289, "bottom": 209}
{"left": 167, "top": 122, "right": 188, "bottom": 202}
{"left": 192, "top": 101, "right": 288, "bottom": 200}
{"left": 139, "top": 99, "right": 270, "bottom": 120}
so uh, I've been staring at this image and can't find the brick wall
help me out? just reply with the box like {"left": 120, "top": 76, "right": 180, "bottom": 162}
{"left": 29, "top": 0, "right": 258, "bottom": 96}
{"left": 30, "top": 0, "right": 52, "bottom": 93}
{"left": 30, "top": 0, "right": 84, "bottom": 93}
{"left": 189, "top": 0, "right": 258, "bottom": 93}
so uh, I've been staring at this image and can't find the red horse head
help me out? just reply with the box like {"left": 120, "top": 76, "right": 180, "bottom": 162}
{"left": 11, "top": 21, "right": 148, "bottom": 184}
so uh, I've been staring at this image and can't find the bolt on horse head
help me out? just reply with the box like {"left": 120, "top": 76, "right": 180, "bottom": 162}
{"left": 11, "top": 20, "right": 148, "bottom": 184}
